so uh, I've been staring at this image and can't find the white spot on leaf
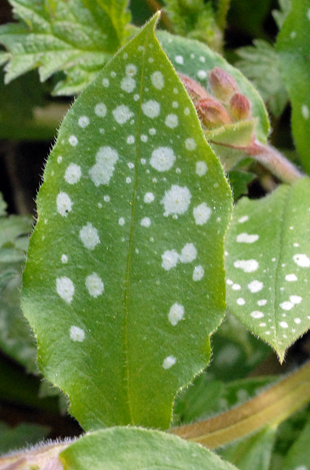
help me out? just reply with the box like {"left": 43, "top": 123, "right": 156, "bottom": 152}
{"left": 185, "top": 138, "right": 197, "bottom": 150}
{"left": 141, "top": 217, "right": 151, "bottom": 227}
{"left": 162, "top": 250, "right": 179, "bottom": 270}
{"left": 175, "top": 55, "right": 184, "bottom": 64}
{"left": 285, "top": 273, "right": 298, "bottom": 282}
{"left": 237, "top": 298, "right": 245, "bottom": 305}
{"left": 302, "top": 104, "right": 309, "bottom": 119}
{"left": 56, "top": 277, "right": 74, "bottom": 303}
{"left": 85, "top": 273, "right": 104, "bottom": 298}
{"left": 237, "top": 233, "right": 259, "bottom": 243}
{"left": 248, "top": 280, "right": 263, "bottom": 293}
{"left": 193, "top": 265, "right": 204, "bottom": 281}
{"left": 280, "top": 301, "right": 294, "bottom": 311}
{"left": 78, "top": 116, "right": 90, "bottom": 128}
{"left": 68, "top": 135, "right": 78, "bottom": 146}
{"left": 163, "top": 355, "right": 176, "bottom": 369}
{"left": 121, "top": 77, "right": 136, "bottom": 93}
{"left": 196, "top": 161, "right": 208, "bottom": 176}
{"left": 180, "top": 243, "right": 197, "bottom": 263}
{"left": 251, "top": 311, "right": 264, "bottom": 319}
{"left": 234, "top": 259, "right": 259, "bottom": 273}
{"left": 95, "top": 103, "right": 107, "bottom": 117}
{"left": 70, "top": 326, "right": 85, "bottom": 342}
{"left": 142, "top": 100, "right": 160, "bottom": 118}
{"left": 150, "top": 147, "right": 176, "bottom": 172}
{"left": 162, "top": 185, "right": 192, "bottom": 216}
{"left": 238, "top": 215, "right": 249, "bottom": 223}
{"left": 144, "top": 192, "right": 155, "bottom": 203}
{"left": 79, "top": 223, "right": 100, "bottom": 250}
{"left": 89, "top": 146, "right": 119, "bottom": 186}
{"left": 64, "top": 163, "right": 82, "bottom": 184}
{"left": 193, "top": 203, "right": 211, "bottom": 225}
{"left": 165, "top": 114, "right": 178, "bottom": 128}
{"left": 168, "top": 303, "right": 184, "bottom": 326}
{"left": 113, "top": 105, "right": 134, "bottom": 124}
{"left": 151, "top": 71, "right": 164, "bottom": 90}
{"left": 293, "top": 254, "right": 310, "bottom": 267}
{"left": 57, "top": 192, "right": 72, "bottom": 217}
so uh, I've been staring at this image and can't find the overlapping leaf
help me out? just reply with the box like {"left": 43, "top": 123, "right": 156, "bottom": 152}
{"left": 0, "top": 0, "right": 131, "bottom": 95}
{"left": 22, "top": 15, "right": 232, "bottom": 431}
{"left": 60, "top": 427, "right": 238, "bottom": 470}
{"left": 225, "top": 177, "right": 310, "bottom": 361}
{"left": 276, "top": 0, "right": 310, "bottom": 173}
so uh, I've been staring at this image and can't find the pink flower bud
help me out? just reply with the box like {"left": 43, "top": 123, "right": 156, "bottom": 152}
{"left": 178, "top": 73, "right": 212, "bottom": 102}
{"left": 209, "top": 67, "right": 238, "bottom": 102}
{"left": 196, "top": 98, "right": 232, "bottom": 129}
{"left": 230, "top": 93, "right": 251, "bottom": 121}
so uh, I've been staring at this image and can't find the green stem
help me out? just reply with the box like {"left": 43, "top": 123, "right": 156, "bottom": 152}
{"left": 216, "top": 0, "right": 231, "bottom": 31}
{"left": 170, "top": 361, "right": 310, "bottom": 449}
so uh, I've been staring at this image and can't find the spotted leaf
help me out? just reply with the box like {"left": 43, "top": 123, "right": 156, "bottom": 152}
{"left": 225, "top": 177, "right": 310, "bottom": 361}
{"left": 276, "top": 0, "right": 310, "bottom": 173}
{"left": 21, "top": 14, "right": 232, "bottom": 431}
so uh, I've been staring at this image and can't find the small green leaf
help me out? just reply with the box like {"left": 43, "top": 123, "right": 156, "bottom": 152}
{"left": 0, "top": 0, "right": 131, "bottom": 95}
{"left": 60, "top": 427, "right": 238, "bottom": 470}
{"left": 22, "top": 15, "right": 232, "bottom": 430}
{"left": 227, "top": 170, "right": 255, "bottom": 200}
{"left": 276, "top": 0, "right": 310, "bottom": 173}
{"left": 272, "top": 0, "right": 291, "bottom": 29}
{"left": 282, "top": 418, "right": 310, "bottom": 469}
{"left": 236, "top": 40, "right": 289, "bottom": 117}
{"left": 225, "top": 177, "right": 310, "bottom": 361}
{"left": 0, "top": 423, "right": 50, "bottom": 454}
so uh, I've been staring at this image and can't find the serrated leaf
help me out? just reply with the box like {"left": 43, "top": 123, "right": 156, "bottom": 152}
{"left": 0, "top": 0, "right": 131, "bottom": 95}
{"left": 225, "top": 177, "right": 310, "bottom": 361}
{"left": 228, "top": 170, "right": 255, "bottom": 200}
{"left": 22, "top": 15, "right": 232, "bottom": 430}
{"left": 272, "top": 0, "right": 292, "bottom": 29}
{"left": 276, "top": 0, "right": 310, "bottom": 173}
{"left": 236, "top": 40, "right": 289, "bottom": 117}
{"left": 0, "top": 194, "right": 36, "bottom": 372}
{"left": 60, "top": 427, "right": 238, "bottom": 470}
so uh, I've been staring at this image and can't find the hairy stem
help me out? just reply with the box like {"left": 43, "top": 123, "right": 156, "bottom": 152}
{"left": 170, "top": 361, "right": 310, "bottom": 449}
{"left": 249, "top": 140, "right": 304, "bottom": 184}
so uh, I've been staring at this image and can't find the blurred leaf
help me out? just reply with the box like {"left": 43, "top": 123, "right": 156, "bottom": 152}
{"left": 163, "top": 0, "right": 222, "bottom": 50}
{"left": 236, "top": 40, "right": 289, "bottom": 117}
{"left": 220, "top": 427, "right": 277, "bottom": 470}
{"left": 282, "top": 417, "right": 310, "bottom": 469}
{"left": 60, "top": 427, "right": 238, "bottom": 470}
{"left": 225, "top": 177, "right": 310, "bottom": 361}
{"left": 0, "top": 423, "right": 50, "bottom": 454}
{"left": 276, "top": 0, "right": 310, "bottom": 173}
{"left": 272, "top": 0, "right": 292, "bottom": 29}
{"left": 227, "top": 0, "right": 273, "bottom": 37}
{"left": 0, "top": 193, "right": 36, "bottom": 372}
{"left": 22, "top": 14, "right": 232, "bottom": 431}
{"left": 0, "top": 69, "right": 68, "bottom": 140}
{"left": 0, "top": 0, "right": 131, "bottom": 95}
{"left": 228, "top": 170, "right": 255, "bottom": 200}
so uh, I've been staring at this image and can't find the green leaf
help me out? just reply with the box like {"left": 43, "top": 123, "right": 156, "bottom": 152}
{"left": 227, "top": 170, "right": 255, "bottom": 201}
{"left": 236, "top": 40, "right": 289, "bottom": 117}
{"left": 0, "top": 423, "right": 50, "bottom": 454}
{"left": 220, "top": 427, "right": 277, "bottom": 470}
{"left": 282, "top": 417, "right": 310, "bottom": 469}
{"left": 60, "top": 427, "right": 238, "bottom": 470}
{"left": 0, "top": 193, "right": 36, "bottom": 372}
{"left": 272, "top": 0, "right": 291, "bottom": 29}
{"left": 0, "top": 0, "right": 131, "bottom": 95}
{"left": 157, "top": 30, "right": 270, "bottom": 167}
{"left": 225, "top": 177, "right": 310, "bottom": 361}
{"left": 22, "top": 14, "right": 232, "bottom": 431}
{"left": 276, "top": 0, "right": 310, "bottom": 173}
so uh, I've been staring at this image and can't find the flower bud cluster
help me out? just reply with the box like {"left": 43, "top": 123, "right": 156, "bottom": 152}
{"left": 179, "top": 67, "right": 251, "bottom": 130}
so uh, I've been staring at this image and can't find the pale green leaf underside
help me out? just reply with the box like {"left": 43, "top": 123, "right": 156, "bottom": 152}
{"left": 60, "top": 427, "right": 238, "bottom": 470}
{"left": 276, "top": 0, "right": 310, "bottom": 173}
{"left": 157, "top": 31, "right": 270, "bottom": 145}
{"left": 22, "top": 15, "right": 232, "bottom": 431}
{"left": 0, "top": 0, "right": 131, "bottom": 94}
{"left": 225, "top": 177, "right": 310, "bottom": 361}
